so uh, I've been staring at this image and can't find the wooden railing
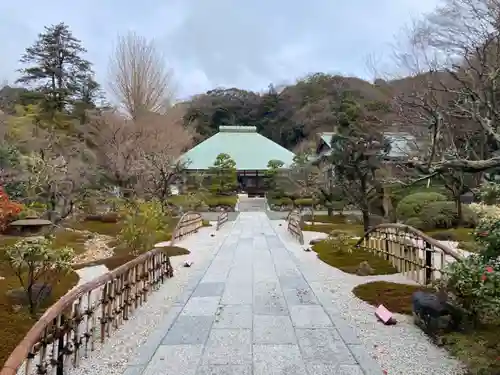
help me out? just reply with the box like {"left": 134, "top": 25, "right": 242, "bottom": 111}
{"left": 216, "top": 210, "right": 228, "bottom": 230}
{"left": 286, "top": 209, "right": 304, "bottom": 245}
{"left": 0, "top": 249, "right": 174, "bottom": 375}
{"left": 170, "top": 211, "right": 203, "bottom": 244}
{"left": 356, "top": 223, "right": 464, "bottom": 285}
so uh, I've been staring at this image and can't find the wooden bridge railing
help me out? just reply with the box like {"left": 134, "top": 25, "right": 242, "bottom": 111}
{"left": 286, "top": 208, "right": 304, "bottom": 245}
{"left": 356, "top": 223, "right": 464, "bottom": 285}
{"left": 171, "top": 212, "right": 203, "bottom": 244}
{"left": 286, "top": 208, "right": 302, "bottom": 223}
{"left": 0, "top": 249, "right": 174, "bottom": 375}
{"left": 216, "top": 210, "right": 228, "bottom": 230}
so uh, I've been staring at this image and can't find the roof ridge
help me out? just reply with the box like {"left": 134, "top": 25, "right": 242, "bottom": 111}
{"left": 219, "top": 125, "right": 256, "bottom": 133}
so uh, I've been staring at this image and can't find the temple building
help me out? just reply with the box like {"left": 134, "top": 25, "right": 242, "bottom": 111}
{"left": 178, "top": 126, "right": 296, "bottom": 196}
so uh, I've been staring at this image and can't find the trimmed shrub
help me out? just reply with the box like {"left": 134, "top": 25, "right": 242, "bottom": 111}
{"left": 389, "top": 182, "right": 450, "bottom": 208}
{"left": 294, "top": 198, "right": 318, "bottom": 207}
{"left": 204, "top": 195, "right": 237, "bottom": 208}
{"left": 404, "top": 217, "right": 425, "bottom": 230}
{"left": 396, "top": 192, "right": 447, "bottom": 221}
{"left": 272, "top": 197, "right": 293, "bottom": 206}
{"left": 418, "top": 201, "right": 477, "bottom": 230}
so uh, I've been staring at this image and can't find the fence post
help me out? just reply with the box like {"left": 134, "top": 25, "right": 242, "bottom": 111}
{"left": 425, "top": 241, "right": 433, "bottom": 284}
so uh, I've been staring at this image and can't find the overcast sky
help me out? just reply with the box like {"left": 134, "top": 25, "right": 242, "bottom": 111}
{"left": 0, "top": 0, "right": 440, "bottom": 101}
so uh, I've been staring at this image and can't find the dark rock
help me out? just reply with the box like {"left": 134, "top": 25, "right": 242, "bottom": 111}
{"left": 460, "top": 192, "right": 474, "bottom": 204}
{"left": 412, "top": 291, "right": 462, "bottom": 338}
{"left": 309, "top": 238, "right": 323, "bottom": 245}
{"left": 6, "top": 283, "right": 53, "bottom": 307}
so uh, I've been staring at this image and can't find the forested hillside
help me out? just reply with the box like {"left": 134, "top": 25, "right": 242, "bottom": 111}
{"left": 178, "top": 74, "right": 399, "bottom": 150}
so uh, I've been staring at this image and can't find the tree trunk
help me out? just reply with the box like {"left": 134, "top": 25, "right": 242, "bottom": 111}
{"left": 360, "top": 175, "right": 370, "bottom": 233}
{"left": 327, "top": 207, "right": 333, "bottom": 217}
{"left": 382, "top": 186, "right": 392, "bottom": 220}
{"left": 456, "top": 197, "right": 463, "bottom": 228}
{"left": 27, "top": 282, "right": 36, "bottom": 316}
{"left": 362, "top": 209, "right": 370, "bottom": 234}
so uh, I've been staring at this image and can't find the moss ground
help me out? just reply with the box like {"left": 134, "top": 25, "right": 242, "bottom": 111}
{"left": 425, "top": 227, "right": 479, "bottom": 253}
{"left": 301, "top": 215, "right": 364, "bottom": 237}
{"left": 425, "top": 227, "right": 475, "bottom": 242}
{"left": 67, "top": 220, "right": 124, "bottom": 237}
{"left": 311, "top": 240, "right": 398, "bottom": 275}
{"left": 0, "top": 261, "right": 78, "bottom": 368}
{"left": 352, "top": 281, "right": 432, "bottom": 314}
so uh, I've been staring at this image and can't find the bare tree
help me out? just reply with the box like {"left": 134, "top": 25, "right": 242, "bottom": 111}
{"left": 393, "top": 0, "right": 500, "bottom": 173}
{"left": 86, "top": 110, "right": 143, "bottom": 193}
{"left": 108, "top": 31, "right": 176, "bottom": 120}
{"left": 87, "top": 105, "right": 192, "bottom": 202}
{"left": 135, "top": 111, "right": 192, "bottom": 203}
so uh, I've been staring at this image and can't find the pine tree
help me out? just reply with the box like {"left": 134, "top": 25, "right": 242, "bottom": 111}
{"left": 16, "top": 22, "right": 100, "bottom": 114}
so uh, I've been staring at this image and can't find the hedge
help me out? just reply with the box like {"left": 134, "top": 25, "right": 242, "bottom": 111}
{"left": 418, "top": 201, "right": 477, "bottom": 230}
{"left": 396, "top": 192, "right": 447, "bottom": 221}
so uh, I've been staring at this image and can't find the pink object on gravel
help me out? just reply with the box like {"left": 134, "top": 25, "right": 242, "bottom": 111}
{"left": 375, "top": 304, "right": 397, "bottom": 325}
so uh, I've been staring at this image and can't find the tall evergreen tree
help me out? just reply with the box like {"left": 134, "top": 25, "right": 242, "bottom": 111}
{"left": 16, "top": 22, "right": 100, "bottom": 114}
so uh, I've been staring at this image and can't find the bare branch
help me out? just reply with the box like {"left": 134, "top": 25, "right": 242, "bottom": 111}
{"left": 108, "top": 31, "right": 176, "bottom": 120}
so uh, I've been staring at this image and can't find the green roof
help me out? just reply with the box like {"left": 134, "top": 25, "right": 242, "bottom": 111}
{"left": 179, "top": 126, "right": 296, "bottom": 170}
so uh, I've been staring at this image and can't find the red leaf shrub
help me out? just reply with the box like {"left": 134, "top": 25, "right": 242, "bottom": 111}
{"left": 0, "top": 187, "right": 23, "bottom": 231}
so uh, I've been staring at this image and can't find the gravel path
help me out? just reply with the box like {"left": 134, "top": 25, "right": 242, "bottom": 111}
{"left": 65, "top": 223, "right": 235, "bottom": 375}
{"left": 271, "top": 220, "right": 466, "bottom": 375}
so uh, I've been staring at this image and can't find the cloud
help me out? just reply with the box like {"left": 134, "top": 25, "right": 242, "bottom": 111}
{"left": 0, "top": 0, "right": 441, "bottom": 100}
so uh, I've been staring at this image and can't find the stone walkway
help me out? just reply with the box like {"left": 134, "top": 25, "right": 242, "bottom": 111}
{"left": 123, "top": 212, "right": 383, "bottom": 375}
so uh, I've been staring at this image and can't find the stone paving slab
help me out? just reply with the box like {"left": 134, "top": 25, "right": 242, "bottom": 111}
{"left": 253, "top": 315, "right": 296, "bottom": 344}
{"left": 196, "top": 364, "right": 252, "bottom": 375}
{"left": 161, "top": 316, "right": 213, "bottom": 345}
{"left": 142, "top": 344, "right": 203, "bottom": 375}
{"left": 122, "top": 212, "right": 384, "bottom": 375}
{"left": 181, "top": 296, "right": 221, "bottom": 316}
{"left": 253, "top": 344, "right": 307, "bottom": 375}
{"left": 213, "top": 304, "right": 253, "bottom": 329}
{"left": 201, "top": 328, "right": 252, "bottom": 365}
{"left": 192, "top": 282, "right": 226, "bottom": 297}
{"left": 283, "top": 286, "right": 318, "bottom": 305}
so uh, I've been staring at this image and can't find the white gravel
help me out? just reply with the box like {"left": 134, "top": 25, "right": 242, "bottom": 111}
{"left": 73, "top": 265, "right": 110, "bottom": 286}
{"left": 62, "top": 224, "right": 233, "bottom": 375}
{"left": 271, "top": 220, "right": 466, "bottom": 375}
